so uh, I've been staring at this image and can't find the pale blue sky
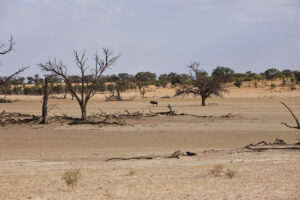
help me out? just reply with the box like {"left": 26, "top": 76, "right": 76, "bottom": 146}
{"left": 0, "top": 0, "right": 299, "bottom": 77}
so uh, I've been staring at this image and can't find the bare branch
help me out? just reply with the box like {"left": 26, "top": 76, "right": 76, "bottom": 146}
{"left": 0, "top": 66, "right": 29, "bottom": 86}
{"left": 0, "top": 35, "right": 14, "bottom": 55}
{"left": 280, "top": 102, "right": 300, "bottom": 129}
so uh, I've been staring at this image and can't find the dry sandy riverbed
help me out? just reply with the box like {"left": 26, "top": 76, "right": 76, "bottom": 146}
{"left": 0, "top": 90, "right": 300, "bottom": 199}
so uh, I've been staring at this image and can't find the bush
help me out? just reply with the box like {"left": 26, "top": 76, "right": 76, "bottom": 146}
{"left": 242, "top": 77, "right": 253, "bottom": 82}
{"left": 265, "top": 68, "right": 280, "bottom": 80}
{"left": 23, "top": 86, "right": 43, "bottom": 95}
{"left": 234, "top": 79, "right": 243, "bottom": 88}
{"left": 62, "top": 169, "right": 81, "bottom": 187}
{"left": 254, "top": 82, "right": 258, "bottom": 88}
{"left": 51, "top": 84, "right": 64, "bottom": 94}
{"left": 12, "top": 86, "right": 23, "bottom": 95}
{"left": 95, "top": 82, "right": 106, "bottom": 92}
{"left": 270, "top": 83, "right": 276, "bottom": 89}
{"left": 107, "top": 84, "right": 115, "bottom": 92}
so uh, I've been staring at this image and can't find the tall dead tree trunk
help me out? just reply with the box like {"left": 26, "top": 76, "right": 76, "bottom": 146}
{"left": 41, "top": 77, "right": 49, "bottom": 124}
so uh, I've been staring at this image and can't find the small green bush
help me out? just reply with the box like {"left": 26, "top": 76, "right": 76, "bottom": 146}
{"left": 234, "top": 79, "right": 243, "bottom": 88}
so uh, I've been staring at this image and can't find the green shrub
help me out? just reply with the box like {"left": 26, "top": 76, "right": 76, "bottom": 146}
{"left": 234, "top": 79, "right": 243, "bottom": 88}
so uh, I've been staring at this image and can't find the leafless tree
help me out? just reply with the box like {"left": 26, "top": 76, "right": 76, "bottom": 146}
{"left": 176, "top": 62, "right": 226, "bottom": 106}
{"left": 0, "top": 35, "right": 29, "bottom": 86}
{"left": 39, "top": 48, "right": 120, "bottom": 120}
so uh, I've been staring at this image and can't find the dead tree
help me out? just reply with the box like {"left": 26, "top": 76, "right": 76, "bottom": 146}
{"left": 281, "top": 102, "right": 300, "bottom": 129}
{"left": 41, "top": 77, "right": 49, "bottom": 124}
{"left": 39, "top": 48, "right": 120, "bottom": 120}
{"left": 0, "top": 35, "right": 29, "bottom": 86}
{"left": 175, "top": 62, "right": 226, "bottom": 106}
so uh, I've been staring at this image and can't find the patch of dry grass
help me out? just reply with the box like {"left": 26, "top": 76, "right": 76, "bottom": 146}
{"left": 62, "top": 169, "right": 81, "bottom": 187}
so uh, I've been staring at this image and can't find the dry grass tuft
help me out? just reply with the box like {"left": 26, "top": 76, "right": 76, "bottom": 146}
{"left": 210, "top": 164, "right": 224, "bottom": 177}
{"left": 129, "top": 169, "right": 136, "bottom": 176}
{"left": 225, "top": 168, "right": 237, "bottom": 179}
{"left": 62, "top": 169, "right": 81, "bottom": 187}
{"left": 210, "top": 165, "right": 237, "bottom": 179}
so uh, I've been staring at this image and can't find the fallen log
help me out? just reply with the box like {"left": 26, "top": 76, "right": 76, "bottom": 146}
{"left": 244, "top": 138, "right": 300, "bottom": 151}
{"left": 106, "top": 155, "right": 159, "bottom": 162}
{"left": 106, "top": 150, "right": 197, "bottom": 162}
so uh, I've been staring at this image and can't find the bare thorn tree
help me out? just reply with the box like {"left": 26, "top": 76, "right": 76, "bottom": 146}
{"left": 0, "top": 35, "right": 29, "bottom": 86}
{"left": 176, "top": 62, "right": 227, "bottom": 106}
{"left": 39, "top": 48, "right": 120, "bottom": 120}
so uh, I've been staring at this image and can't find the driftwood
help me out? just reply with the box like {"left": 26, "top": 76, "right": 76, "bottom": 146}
{"left": 165, "top": 150, "right": 181, "bottom": 159}
{"left": 0, "top": 111, "right": 41, "bottom": 126}
{"left": 0, "top": 98, "right": 13, "bottom": 103}
{"left": 105, "top": 150, "right": 197, "bottom": 162}
{"left": 149, "top": 104, "right": 176, "bottom": 116}
{"left": 280, "top": 102, "right": 300, "bottom": 129}
{"left": 105, "top": 92, "right": 121, "bottom": 101}
{"left": 106, "top": 155, "right": 159, "bottom": 162}
{"left": 149, "top": 104, "right": 215, "bottom": 118}
{"left": 244, "top": 138, "right": 300, "bottom": 151}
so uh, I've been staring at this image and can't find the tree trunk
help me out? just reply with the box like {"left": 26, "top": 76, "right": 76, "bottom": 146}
{"left": 80, "top": 104, "right": 87, "bottom": 120}
{"left": 41, "top": 77, "right": 49, "bottom": 124}
{"left": 117, "top": 90, "right": 121, "bottom": 101}
{"left": 201, "top": 95, "right": 206, "bottom": 106}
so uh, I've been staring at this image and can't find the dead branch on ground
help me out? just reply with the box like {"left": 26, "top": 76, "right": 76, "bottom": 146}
{"left": 244, "top": 138, "right": 300, "bottom": 151}
{"left": 280, "top": 102, "right": 300, "bottom": 129}
{"left": 105, "top": 150, "right": 197, "bottom": 162}
{"left": 0, "top": 111, "right": 41, "bottom": 126}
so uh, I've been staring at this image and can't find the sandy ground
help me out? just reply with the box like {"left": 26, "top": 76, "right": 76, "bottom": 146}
{"left": 0, "top": 86, "right": 300, "bottom": 200}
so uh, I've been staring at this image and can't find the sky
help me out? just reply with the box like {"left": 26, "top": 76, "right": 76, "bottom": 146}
{"left": 0, "top": 0, "right": 299, "bottom": 77}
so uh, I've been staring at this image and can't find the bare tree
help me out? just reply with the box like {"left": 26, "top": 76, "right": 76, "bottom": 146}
{"left": 176, "top": 62, "right": 226, "bottom": 106}
{"left": 0, "top": 35, "right": 29, "bottom": 86}
{"left": 39, "top": 48, "right": 120, "bottom": 120}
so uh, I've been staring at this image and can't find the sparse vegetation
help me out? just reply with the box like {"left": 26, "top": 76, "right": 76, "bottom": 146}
{"left": 225, "top": 168, "right": 237, "bottom": 179}
{"left": 129, "top": 169, "right": 136, "bottom": 176}
{"left": 210, "top": 165, "right": 237, "bottom": 179}
{"left": 210, "top": 164, "right": 224, "bottom": 177}
{"left": 62, "top": 169, "right": 81, "bottom": 187}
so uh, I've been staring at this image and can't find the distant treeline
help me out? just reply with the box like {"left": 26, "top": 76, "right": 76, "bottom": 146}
{"left": 0, "top": 67, "right": 299, "bottom": 95}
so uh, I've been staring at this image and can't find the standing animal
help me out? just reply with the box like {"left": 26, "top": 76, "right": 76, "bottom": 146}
{"left": 150, "top": 101, "right": 158, "bottom": 106}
